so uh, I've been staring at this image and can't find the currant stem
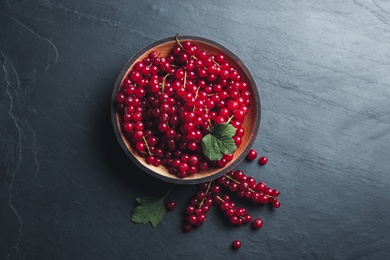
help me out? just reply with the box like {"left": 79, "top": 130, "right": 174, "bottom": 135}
{"left": 193, "top": 87, "right": 201, "bottom": 112}
{"left": 161, "top": 74, "right": 169, "bottom": 93}
{"left": 215, "top": 195, "right": 225, "bottom": 202}
{"left": 195, "top": 87, "right": 200, "bottom": 99}
{"left": 224, "top": 174, "right": 240, "bottom": 184}
{"left": 224, "top": 174, "right": 255, "bottom": 193}
{"left": 183, "top": 71, "right": 187, "bottom": 89}
{"left": 207, "top": 119, "right": 212, "bottom": 130}
{"left": 199, "top": 180, "right": 213, "bottom": 208}
{"left": 175, "top": 33, "right": 185, "bottom": 51}
{"left": 213, "top": 60, "right": 221, "bottom": 67}
{"left": 226, "top": 115, "right": 234, "bottom": 124}
{"left": 142, "top": 136, "right": 152, "bottom": 156}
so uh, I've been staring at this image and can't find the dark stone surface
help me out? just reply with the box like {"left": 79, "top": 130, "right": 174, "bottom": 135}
{"left": 1, "top": 0, "right": 389, "bottom": 259}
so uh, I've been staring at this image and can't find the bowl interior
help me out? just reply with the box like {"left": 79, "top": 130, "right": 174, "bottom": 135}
{"left": 112, "top": 36, "right": 260, "bottom": 184}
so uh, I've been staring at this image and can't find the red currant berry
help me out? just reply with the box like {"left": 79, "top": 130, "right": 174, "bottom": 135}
{"left": 197, "top": 214, "right": 206, "bottom": 223}
{"left": 246, "top": 149, "right": 257, "bottom": 161}
{"left": 211, "top": 183, "right": 221, "bottom": 194}
{"left": 183, "top": 224, "right": 192, "bottom": 232}
{"left": 273, "top": 200, "right": 281, "bottom": 208}
{"left": 252, "top": 218, "right": 263, "bottom": 229}
{"left": 233, "top": 207, "right": 244, "bottom": 216}
{"left": 166, "top": 200, "right": 176, "bottom": 210}
{"left": 186, "top": 205, "right": 195, "bottom": 215}
{"left": 179, "top": 162, "right": 189, "bottom": 173}
{"left": 187, "top": 215, "right": 198, "bottom": 225}
{"left": 232, "top": 240, "right": 241, "bottom": 249}
{"left": 243, "top": 214, "right": 252, "bottom": 223}
{"left": 259, "top": 156, "right": 268, "bottom": 165}
{"left": 230, "top": 216, "right": 239, "bottom": 225}
{"left": 272, "top": 189, "right": 280, "bottom": 197}
{"left": 135, "top": 141, "right": 146, "bottom": 151}
{"left": 123, "top": 122, "right": 134, "bottom": 132}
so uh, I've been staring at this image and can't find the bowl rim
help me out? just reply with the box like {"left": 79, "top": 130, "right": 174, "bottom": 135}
{"left": 111, "top": 35, "right": 261, "bottom": 185}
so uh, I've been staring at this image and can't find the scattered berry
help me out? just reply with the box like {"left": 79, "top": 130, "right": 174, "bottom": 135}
{"left": 252, "top": 218, "right": 263, "bottom": 229}
{"left": 232, "top": 240, "right": 242, "bottom": 249}
{"left": 166, "top": 200, "right": 176, "bottom": 210}
{"left": 259, "top": 156, "right": 268, "bottom": 165}
{"left": 246, "top": 149, "right": 257, "bottom": 161}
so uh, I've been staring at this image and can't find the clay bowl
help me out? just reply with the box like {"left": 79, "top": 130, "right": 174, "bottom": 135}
{"left": 111, "top": 35, "right": 260, "bottom": 184}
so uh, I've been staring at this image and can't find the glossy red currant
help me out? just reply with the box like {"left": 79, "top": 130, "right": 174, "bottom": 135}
{"left": 246, "top": 149, "right": 257, "bottom": 161}
{"left": 232, "top": 240, "right": 241, "bottom": 249}
{"left": 166, "top": 200, "right": 176, "bottom": 210}
{"left": 252, "top": 218, "right": 263, "bottom": 229}
{"left": 259, "top": 156, "right": 268, "bottom": 165}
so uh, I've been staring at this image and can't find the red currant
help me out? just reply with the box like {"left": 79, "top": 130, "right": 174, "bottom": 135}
{"left": 232, "top": 240, "right": 241, "bottom": 249}
{"left": 246, "top": 149, "right": 257, "bottom": 161}
{"left": 259, "top": 156, "right": 268, "bottom": 165}
{"left": 166, "top": 200, "right": 176, "bottom": 210}
{"left": 252, "top": 218, "right": 263, "bottom": 229}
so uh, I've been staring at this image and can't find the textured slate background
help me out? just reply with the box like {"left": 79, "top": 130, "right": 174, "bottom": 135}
{"left": 1, "top": 0, "right": 390, "bottom": 259}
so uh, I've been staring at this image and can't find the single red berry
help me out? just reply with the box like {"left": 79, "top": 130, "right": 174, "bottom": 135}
{"left": 273, "top": 200, "right": 281, "bottom": 208}
{"left": 252, "top": 218, "right": 263, "bottom": 229}
{"left": 187, "top": 215, "right": 198, "bottom": 225}
{"left": 259, "top": 156, "right": 268, "bottom": 165}
{"left": 243, "top": 214, "right": 252, "bottom": 223}
{"left": 197, "top": 214, "right": 206, "bottom": 223}
{"left": 186, "top": 205, "right": 195, "bottom": 215}
{"left": 246, "top": 149, "right": 257, "bottom": 161}
{"left": 232, "top": 240, "right": 241, "bottom": 249}
{"left": 183, "top": 224, "right": 192, "bottom": 232}
{"left": 230, "top": 216, "right": 239, "bottom": 225}
{"left": 166, "top": 200, "right": 176, "bottom": 210}
{"left": 272, "top": 189, "right": 280, "bottom": 197}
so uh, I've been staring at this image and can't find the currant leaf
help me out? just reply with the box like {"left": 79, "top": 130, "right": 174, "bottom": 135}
{"left": 132, "top": 196, "right": 166, "bottom": 228}
{"left": 201, "top": 123, "right": 237, "bottom": 161}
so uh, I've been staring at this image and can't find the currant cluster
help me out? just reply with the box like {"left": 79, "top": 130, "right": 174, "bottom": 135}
{"left": 183, "top": 169, "right": 280, "bottom": 232}
{"left": 214, "top": 194, "right": 252, "bottom": 225}
{"left": 183, "top": 181, "right": 216, "bottom": 232}
{"left": 116, "top": 36, "right": 251, "bottom": 178}
{"left": 217, "top": 170, "right": 281, "bottom": 208}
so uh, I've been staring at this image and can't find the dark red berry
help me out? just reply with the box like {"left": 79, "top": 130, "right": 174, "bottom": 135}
{"left": 232, "top": 240, "right": 241, "bottom": 249}
{"left": 252, "top": 218, "right": 263, "bottom": 229}
{"left": 183, "top": 224, "right": 192, "bottom": 232}
{"left": 259, "top": 156, "right": 268, "bottom": 165}
{"left": 273, "top": 200, "right": 281, "bottom": 208}
{"left": 246, "top": 149, "right": 257, "bottom": 161}
{"left": 166, "top": 200, "right": 176, "bottom": 210}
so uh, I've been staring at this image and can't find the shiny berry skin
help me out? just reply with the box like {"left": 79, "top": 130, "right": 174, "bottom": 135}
{"left": 246, "top": 149, "right": 257, "bottom": 161}
{"left": 243, "top": 214, "right": 252, "bottom": 223}
{"left": 186, "top": 205, "right": 195, "bottom": 214}
{"left": 187, "top": 215, "right": 198, "bottom": 225}
{"left": 272, "top": 189, "right": 280, "bottom": 197}
{"left": 273, "top": 200, "right": 281, "bottom": 208}
{"left": 252, "top": 218, "right": 263, "bottom": 229}
{"left": 232, "top": 240, "right": 241, "bottom": 249}
{"left": 166, "top": 200, "right": 176, "bottom": 210}
{"left": 259, "top": 156, "right": 268, "bottom": 165}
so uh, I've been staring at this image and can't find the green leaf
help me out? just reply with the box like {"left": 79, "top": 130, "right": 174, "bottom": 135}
{"left": 132, "top": 196, "right": 166, "bottom": 228}
{"left": 201, "top": 123, "right": 237, "bottom": 161}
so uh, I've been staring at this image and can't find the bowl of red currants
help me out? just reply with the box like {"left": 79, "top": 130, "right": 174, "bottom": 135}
{"left": 112, "top": 35, "right": 260, "bottom": 184}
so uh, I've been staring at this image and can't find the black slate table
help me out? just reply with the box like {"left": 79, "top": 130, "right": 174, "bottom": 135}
{"left": 1, "top": 0, "right": 390, "bottom": 259}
